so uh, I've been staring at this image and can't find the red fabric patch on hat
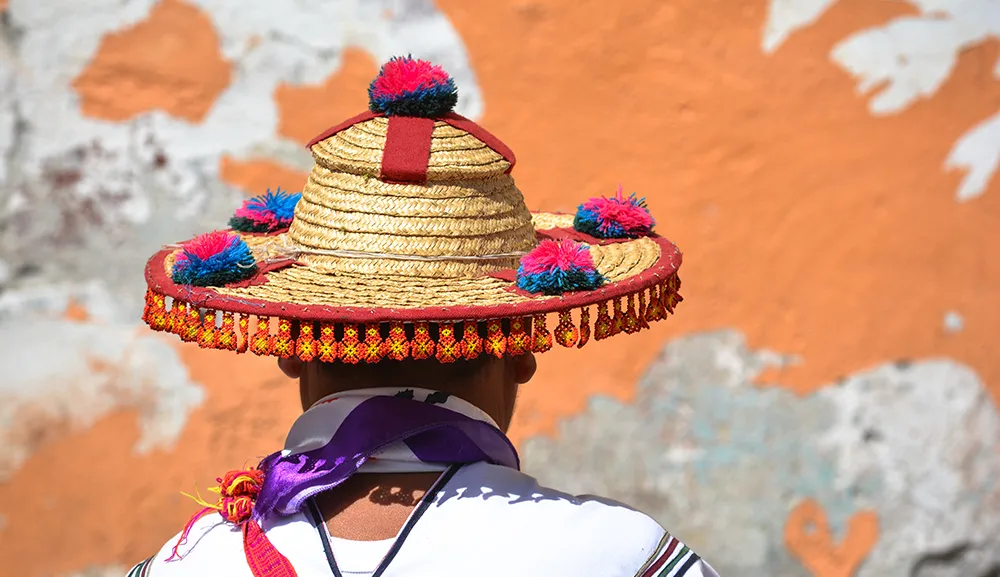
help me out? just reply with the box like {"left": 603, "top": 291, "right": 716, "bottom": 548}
{"left": 380, "top": 116, "right": 435, "bottom": 183}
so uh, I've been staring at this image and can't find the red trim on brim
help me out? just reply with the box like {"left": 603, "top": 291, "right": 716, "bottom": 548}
{"left": 145, "top": 237, "right": 681, "bottom": 323}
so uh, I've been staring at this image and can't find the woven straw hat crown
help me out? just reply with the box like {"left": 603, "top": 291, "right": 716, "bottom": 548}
{"left": 291, "top": 86, "right": 536, "bottom": 279}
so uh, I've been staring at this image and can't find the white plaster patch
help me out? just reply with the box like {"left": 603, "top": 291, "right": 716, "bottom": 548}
{"left": 0, "top": 318, "right": 204, "bottom": 481}
{"left": 943, "top": 310, "right": 965, "bottom": 333}
{"left": 946, "top": 111, "right": 1000, "bottom": 201}
{"left": 761, "top": 0, "right": 837, "bottom": 54}
{"left": 762, "top": 0, "right": 1000, "bottom": 201}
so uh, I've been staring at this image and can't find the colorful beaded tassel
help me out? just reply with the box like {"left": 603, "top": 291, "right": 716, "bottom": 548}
{"left": 578, "top": 306, "right": 591, "bottom": 348}
{"left": 411, "top": 322, "right": 435, "bottom": 360}
{"left": 436, "top": 323, "right": 461, "bottom": 363}
{"left": 296, "top": 322, "right": 318, "bottom": 362}
{"left": 531, "top": 314, "right": 553, "bottom": 353}
{"left": 555, "top": 311, "right": 579, "bottom": 348}
{"left": 386, "top": 322, "right": 410, "bottom": 361}
{"left": 485, "top": 320, "right": 507, "bottom": 358}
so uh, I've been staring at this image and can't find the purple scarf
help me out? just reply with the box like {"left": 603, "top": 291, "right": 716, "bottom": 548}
{"left": 254, "top": 388, "right": 520, "bottom": 520}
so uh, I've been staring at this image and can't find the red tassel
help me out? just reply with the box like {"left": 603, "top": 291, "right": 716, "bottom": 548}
{"left": 296, "top": 322, "right": 317, "bottom": 362}
{"left": 638, "top": 290, "right": 650, "bottom": 329}
{"left": 386, "top": 322, "right": 410, "bottom": 361}
{"left": 484, "top": 320, "right": 507, "bottom": 358}
{"left": 645, "top": 285, "right": 665, "bottom": 322}
{"left": 269, "top": 318, "right": 294, "bottom": 358}
{"left": 361, "top": 324, "right": 385, "bottom": 363}
{"left": 237, "top": 314, "right": 250, "bottom": 353}
{"left": 339, "top": 324, "right": 362, "bottom": 364}
{"left": 243, "top": 519, "right": 299, "bottom": 577}
{"left": 170, "top": 301, "right": 187, "bottom": 336}
{"left": 148, "top": 292, "right": 168, "bottom": 332}
{"left": 611, "top": 299, "right": 625, "bottom": 336}
{"left": 554, "top": 311, "right": 579, "bottom": 348}
{"left": 578, "top": 307, "right": 591, "bottom": 348}
{"left": 317, "top": 323, "right": 338, "bottom": 363}
{"left": 531, "top": 314, "right": 553, "bottom": 353}
{"left": 142, "top": 289, "right": 152, "bottom": 325}
{"left": 461, "top": 321, "right": 483, "bottom": 360}
{"left": 624, "top": 294, "right": 640, "bottom": 334}
{"left": 251, "top": 318, "right": 271, "bottom": 355}
{"left": 198, "top": 310, "right": 218, "bottom": 348}
{"left": 594, "top": 302, "right": 613, "bottom": 340}
{"left": 219, "top": 312, "right": 238, "bottom": 351}
{"left": 508, "top": 317, "right": 531, "bottom": 356}
{"left": 182, "top": 307, "right": 202, "bottom": 342}
{"left": 411, "top": 322, "right": 435, "bottom": 360}
{"left": 436, "top": 323, "right": 461, "bottom": 363}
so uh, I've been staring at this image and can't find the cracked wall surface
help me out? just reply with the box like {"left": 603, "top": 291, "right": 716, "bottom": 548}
{"left": 0, "top": 1, "right": 997, "bottom": 576}
{"left": 522, "top": 331, "right": 1000, "bottom": 577}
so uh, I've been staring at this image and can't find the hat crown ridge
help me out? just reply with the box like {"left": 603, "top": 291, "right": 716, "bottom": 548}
{"left": 311, "top": 117, "right": 511, "bottom": 182}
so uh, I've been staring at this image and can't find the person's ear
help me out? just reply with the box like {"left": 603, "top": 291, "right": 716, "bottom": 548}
{"left": 511, "top": 352, "right": 537, "bottom": 385}
{"left": 278, "top": 356, "right": 303, "bottom": 379}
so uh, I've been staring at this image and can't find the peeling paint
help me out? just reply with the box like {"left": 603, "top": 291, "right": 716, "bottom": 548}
{"left": 521, "top": 331, "right": 1000, "bottom": 576}
{"left": 274, "top": 47, "right": 377, "bottom": 145}
{"left": 218, "top": 154, "right": 309, "bottom": 196}
{"left": 785, "top": 500, "right": 879, "bottom": 577}
{"left": 72, "top": 0, "right": 232, "bottom": 123}
{"left": 763, "top": 0, "right": 1000, "bottom": 200}
{"left": 0, "top": 317, "right": 204, "bottom": 480}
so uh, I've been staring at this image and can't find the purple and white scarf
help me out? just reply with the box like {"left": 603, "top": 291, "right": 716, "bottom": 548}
{"left": 254, "top": 388, "right": 520, "bottom": 520}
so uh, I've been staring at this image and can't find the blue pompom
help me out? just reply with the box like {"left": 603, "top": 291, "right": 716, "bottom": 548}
{"left": 171, "top": 231, "right": 258, "bottom": 287}
{"left": 368, "top": 56, "right": 458, "bottom": 118}
{"left": 516, "top": 240, "right": 606, "bottom": 295}
{"left": 229, "top": 188, "right": 302, "bottom": 233}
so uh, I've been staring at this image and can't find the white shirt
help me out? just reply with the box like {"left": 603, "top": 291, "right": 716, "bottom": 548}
{"left": 139, "top": 462, "right": 719, "bottom": 577}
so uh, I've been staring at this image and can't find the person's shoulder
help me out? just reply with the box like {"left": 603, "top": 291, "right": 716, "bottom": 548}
{"left": 126, "top": 512, "right": 248, "bottom": 577}
{"left": 126, "top": 510, "right": 324, "bottom": 577}
{"left": 440, "top": 464, "right": 720, "bottom": 576}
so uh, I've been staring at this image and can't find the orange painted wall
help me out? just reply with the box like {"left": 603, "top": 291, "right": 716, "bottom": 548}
{"left": 0, "top": 1, "right": 997, "bottom": 576}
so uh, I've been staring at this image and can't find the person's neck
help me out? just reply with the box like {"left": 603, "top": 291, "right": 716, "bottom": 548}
{"left": 314, "top": 471, "right": 443, "bottom": 541}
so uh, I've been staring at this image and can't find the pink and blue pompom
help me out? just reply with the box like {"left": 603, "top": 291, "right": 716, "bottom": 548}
{"left": 171, "top": 230, "right": 257, "bottom": 287}
{"left": 516, "top": 240, "right": 605, "bottom": 295}
{"left": 368, "top": 56, "right": 458, "bottom": 118}
{"left": 573, "top": 185, "right": 656, "bottom": 239}
{"left": 229, "top": 188, "right": 301, "bottom": 233}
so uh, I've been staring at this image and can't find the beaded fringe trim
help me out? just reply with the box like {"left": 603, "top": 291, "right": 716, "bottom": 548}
{"left": 142, "top": 274, "right": 682, "bottom": 363}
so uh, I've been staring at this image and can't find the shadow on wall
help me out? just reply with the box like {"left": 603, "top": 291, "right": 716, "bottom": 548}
{"left": 521, "top": 330, "right": 1000, "bottom": 577}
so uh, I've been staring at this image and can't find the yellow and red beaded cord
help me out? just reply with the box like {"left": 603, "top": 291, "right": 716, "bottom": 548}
{"left": 141, "top": 273, "right": 682, "bottom": 363}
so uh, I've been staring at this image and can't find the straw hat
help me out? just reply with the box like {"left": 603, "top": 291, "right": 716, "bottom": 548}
{"left": 142, "top": 56, "right": 683, "bottom": 363}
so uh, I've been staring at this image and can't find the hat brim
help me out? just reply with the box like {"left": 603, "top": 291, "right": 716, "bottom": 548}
{"left": 142, "top": 212, "right": 683, "bottom": 361}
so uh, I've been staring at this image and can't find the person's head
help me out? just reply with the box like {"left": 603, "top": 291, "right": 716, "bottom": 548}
{"left": 278, "top": 345, "right": 536, "bottom": 432}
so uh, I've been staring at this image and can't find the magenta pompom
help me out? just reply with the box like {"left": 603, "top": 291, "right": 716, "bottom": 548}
{"left": 574, "top": 185, "right": 656, "bottom": 239}
{"left": 368, "top": 56, "right": 458, "bottom": 117}
{"left": 516, "top": 240, "right": 605, "bottom": 295}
